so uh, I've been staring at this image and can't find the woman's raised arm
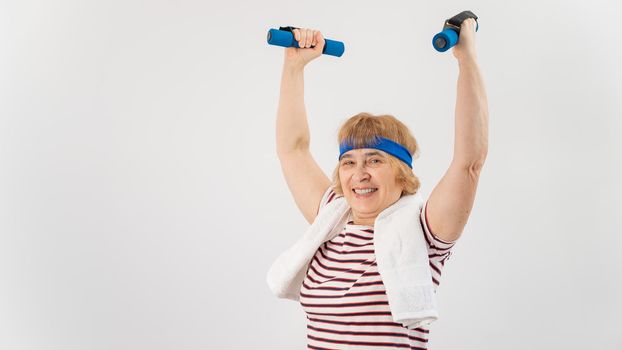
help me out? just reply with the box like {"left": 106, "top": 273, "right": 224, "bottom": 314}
{"left": 426, "top": 18, "right": 489, "bottom": 243}
{"left": 276, "top": 28, "right": 331, "bottom": 225}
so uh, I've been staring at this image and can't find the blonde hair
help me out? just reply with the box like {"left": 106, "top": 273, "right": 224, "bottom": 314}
{"left": 332, "top": 112, "right": 421, "bottom": 197}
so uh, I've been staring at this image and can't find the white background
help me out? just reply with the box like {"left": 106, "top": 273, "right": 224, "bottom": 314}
{"left": 1, "top": 0, "right": 621, "bottom": 349}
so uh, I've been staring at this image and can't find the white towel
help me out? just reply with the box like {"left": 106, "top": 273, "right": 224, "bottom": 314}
{"left": 266, "top": 192, "right": 438, "bottom": 329}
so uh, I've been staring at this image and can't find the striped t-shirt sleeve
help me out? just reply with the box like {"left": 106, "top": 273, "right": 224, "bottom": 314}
{"left": 420, "top": 198, "right": 457, "bottom": 261}
{"left": 316, "top": 186, "right": 341, "bottom": 214}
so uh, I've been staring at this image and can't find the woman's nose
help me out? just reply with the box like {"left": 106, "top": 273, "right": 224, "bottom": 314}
{"left": 353, "top": 166, "right": 370, "bottom": 181}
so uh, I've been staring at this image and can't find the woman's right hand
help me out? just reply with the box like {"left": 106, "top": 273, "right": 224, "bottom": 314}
{"left": 283, "top": 28, "right": 325, "bottom": 70}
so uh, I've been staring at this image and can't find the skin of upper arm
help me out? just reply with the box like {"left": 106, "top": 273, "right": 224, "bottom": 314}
{"left": 278, "top": 149, "right": 332, "bottom": 225}
{"left": 426, "top": 160, "right": 483, "bottom": 242}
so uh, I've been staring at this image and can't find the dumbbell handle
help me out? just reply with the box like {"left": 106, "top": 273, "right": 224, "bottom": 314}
{"left": 267, "top": 28, "right": 345, "bottom": 57}
{"left": 432, "top": 10, "right": 479, "bottom": 52}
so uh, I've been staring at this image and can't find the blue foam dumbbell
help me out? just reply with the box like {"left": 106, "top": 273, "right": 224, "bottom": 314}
{"left": 432, "top": 11, "right": 479, "bottom": 52}
{"left": 267, "top": 26, "right": 345, "bottom": 57}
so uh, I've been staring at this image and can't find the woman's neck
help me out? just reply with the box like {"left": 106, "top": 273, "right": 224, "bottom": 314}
{"left": 349, "top": 212, "right": 375, "bottom": 226}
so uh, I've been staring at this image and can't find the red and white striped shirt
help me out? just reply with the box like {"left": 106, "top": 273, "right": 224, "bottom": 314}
{"left": 300, "top": 187, "right": 456, "bottom": 349}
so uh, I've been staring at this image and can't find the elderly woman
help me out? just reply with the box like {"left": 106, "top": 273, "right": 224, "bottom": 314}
{"left": 268, "top": 20, "right": 488, "bottom": 349}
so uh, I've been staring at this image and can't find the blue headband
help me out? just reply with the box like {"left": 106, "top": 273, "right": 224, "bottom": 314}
{"left": 339, "top": 136, "right": 413, "bottom": 168}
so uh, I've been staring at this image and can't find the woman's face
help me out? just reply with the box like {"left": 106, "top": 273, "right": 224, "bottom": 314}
{"left": 338, "top": 148, "right": 403, "bottom": 224}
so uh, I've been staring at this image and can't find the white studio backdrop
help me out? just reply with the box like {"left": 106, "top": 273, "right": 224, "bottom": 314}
{"left": 1, "top": 0, "right": 621, "bottom": 349}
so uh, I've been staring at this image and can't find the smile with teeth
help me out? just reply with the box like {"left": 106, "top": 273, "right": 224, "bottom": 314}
{"left": 353, "top": 188, "right": 378, "bottom": 195}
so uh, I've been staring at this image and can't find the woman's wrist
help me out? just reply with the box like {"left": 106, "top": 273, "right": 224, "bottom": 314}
{"left": 283, "top": 61, "right": 305, "bottom": 74}
{"left": 456, "top": 54, "right": 479, "bottom": 68}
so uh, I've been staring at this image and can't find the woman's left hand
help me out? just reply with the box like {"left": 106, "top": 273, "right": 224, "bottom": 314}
{"left": 452, "top": 18, "right": 478, "bottom": 62}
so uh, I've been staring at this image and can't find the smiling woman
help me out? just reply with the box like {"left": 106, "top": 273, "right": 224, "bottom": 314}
{"left": 332, "top": 113, "right": 421, "bottom": 195}
{"left": 269, "top": 22, "right": 488, "bottom": 349}
{"left": 330, "top": 112, "right": 423, "bottom": 227}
